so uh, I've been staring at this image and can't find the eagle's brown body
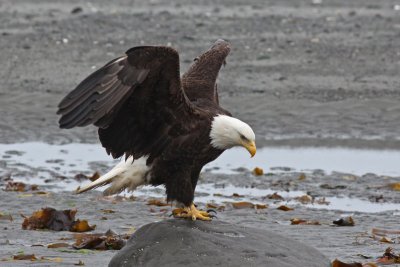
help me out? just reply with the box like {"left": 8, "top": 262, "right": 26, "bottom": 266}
{"left": 58, "top": 40, "right": 232, "bottom": 206}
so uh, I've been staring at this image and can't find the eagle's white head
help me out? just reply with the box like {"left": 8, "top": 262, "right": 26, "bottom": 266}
{"left": 209, "top": 115, "right": 256, "bottom": 157}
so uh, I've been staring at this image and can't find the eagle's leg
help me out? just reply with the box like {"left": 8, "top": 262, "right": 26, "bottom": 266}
{"left": 172, "top": 203, "right": 212, "bottom": 221}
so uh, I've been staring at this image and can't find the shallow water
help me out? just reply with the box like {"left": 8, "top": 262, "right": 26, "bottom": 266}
{"left": 146, "top": 183, "right": 400, "bottom": 213}
{"left": 1, "top": 142, "right": 400, "bottom": 213}
{"left": 0, "top": 142, "right": 115, "bottom": 174}
{"left": 1, "top": 142, "right": 399, "bottom": 176}
{"left": 208, "top": 146, "right": 400, "bottom": 176}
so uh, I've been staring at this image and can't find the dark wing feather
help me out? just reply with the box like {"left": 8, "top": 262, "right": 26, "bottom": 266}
{"left": 58, "top": 46, "right": 195, "bottom": 160}
{"left": 58, "top": 56, "right": 150, "bottom": 129}
{"left": 182, "top": 39, "right": 230, "bottom": 103}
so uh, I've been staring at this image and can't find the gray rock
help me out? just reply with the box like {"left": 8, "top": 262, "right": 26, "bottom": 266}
{"left": 109, "top": 219, "right": 331, "bottom": 267}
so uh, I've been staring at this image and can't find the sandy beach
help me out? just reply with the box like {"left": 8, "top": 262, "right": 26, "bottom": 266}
{"left": 0, "top": 0, "right": 399, "bottom": 266}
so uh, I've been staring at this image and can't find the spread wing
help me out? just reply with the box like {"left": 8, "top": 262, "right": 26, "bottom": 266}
{"left": 182, "top": 39, "right": 231, "bottom": 104}
{"left": 57, "top": 46, "right": 195, "bottom": 160}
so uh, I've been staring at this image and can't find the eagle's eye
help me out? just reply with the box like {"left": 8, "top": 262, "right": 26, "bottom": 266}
{"left": 240, "top": 134, "right": 248, "bottom": 141}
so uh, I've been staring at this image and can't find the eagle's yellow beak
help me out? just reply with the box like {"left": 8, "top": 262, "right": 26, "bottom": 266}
{"left": 242, "top": 140, "right": 256, "bottom": 157}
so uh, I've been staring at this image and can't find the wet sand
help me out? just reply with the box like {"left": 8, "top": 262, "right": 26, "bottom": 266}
{"left": 1, "top": 0, "right": 400, "bottom": 266}
{"left": 1, "top": 169, "right": 400, "bottom": 266}
{"left": 0, "top": 0, "right": 400, "bottom": 148}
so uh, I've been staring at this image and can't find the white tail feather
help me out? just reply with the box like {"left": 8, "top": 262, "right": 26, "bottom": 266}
{"left": 76, "top": 156, "right": 151, "bottom": 195}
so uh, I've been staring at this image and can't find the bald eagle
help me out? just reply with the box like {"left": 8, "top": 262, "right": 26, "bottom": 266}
{"left": 57, "top": 39, "right": 256, "bottom": 220}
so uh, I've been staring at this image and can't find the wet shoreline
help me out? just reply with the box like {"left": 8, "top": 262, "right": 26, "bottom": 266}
{"left": 1, "top": 141, "right": 400, "bottom": 266}
{"left": 1, "top": 0, "right": 400, "bottom": 265}
{"left": 2, "top": 142, "right": 400, "bottom": 177}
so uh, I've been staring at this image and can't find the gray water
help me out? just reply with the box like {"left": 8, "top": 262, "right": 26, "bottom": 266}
{"left": 1, "top": 142, "right": 400, "bottom": 213}
{"left": 1, "top": 142, "right": 399, "bottom": 176}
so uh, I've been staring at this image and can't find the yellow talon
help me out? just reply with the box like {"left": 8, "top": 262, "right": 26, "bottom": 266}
{"left": 172, "top": 204, "right": 212, "bottom": 221}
